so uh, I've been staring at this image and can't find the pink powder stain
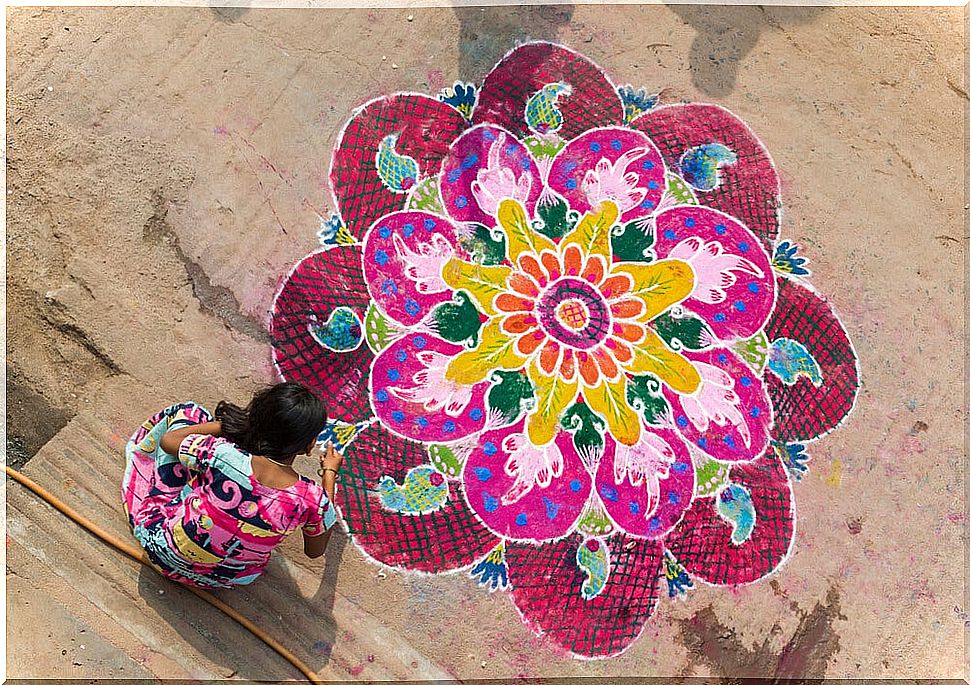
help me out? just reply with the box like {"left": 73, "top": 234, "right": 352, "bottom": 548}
{"left": 427, "top": 69, "right": 444, "bottom": 92}
{"left": 947, "top": 512, "right": 965, "bottom": 524}
{"left": 348, "top": 663, "right": 366, "bottom": 677}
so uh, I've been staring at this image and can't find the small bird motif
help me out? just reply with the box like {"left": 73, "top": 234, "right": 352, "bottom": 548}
{"left": 308, "top": 306, "right": 363, "bottom": 353}
{"left": 576, "top": 537, "right": 610, "bottom": 600}
{"left": 715, "top": 483, "right": 757, "bottom": 545}
{"left": 376, "top": 133, "right": 420, "bottom": 193}
{"left": 767, "top": 337, "right": 823, "bottom": 387}
{"left": 378, "top": 466, "right": 449, "bottom": 515}
{"left": 525, "top": 82, "right": 572, "bottom": 135}
{"left": 678, "top": 143, "right": 738, "bottom": 192}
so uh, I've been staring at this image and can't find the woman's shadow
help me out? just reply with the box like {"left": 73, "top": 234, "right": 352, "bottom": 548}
{"left": 451, "top": 3, "right": 574, "bottom": 85}
{"left": 136, "top": 529, "right": 347, "bottom": 680}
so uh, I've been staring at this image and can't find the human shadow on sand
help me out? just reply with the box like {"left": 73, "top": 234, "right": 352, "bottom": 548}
{"left": 451, "top": 3, "right": 574, "bottom": 85}
{"left": 668, "top": 5, "right": 828, "bottom": 97}
{"left": 136, "top": 528, "right": 347, "bottom": 680}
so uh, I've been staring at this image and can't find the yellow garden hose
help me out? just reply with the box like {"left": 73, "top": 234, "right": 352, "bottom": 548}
{"left": 5, "top": 465, "right": 324, "bottom": 684}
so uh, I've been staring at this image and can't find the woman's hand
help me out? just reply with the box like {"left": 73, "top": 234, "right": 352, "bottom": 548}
{"left": 318, "top": 443, "right": 343, "bottom": 499}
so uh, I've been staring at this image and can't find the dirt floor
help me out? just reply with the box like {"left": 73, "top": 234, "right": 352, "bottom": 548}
{"left": 6, "top": 4, "right": 968, "bottom": 681}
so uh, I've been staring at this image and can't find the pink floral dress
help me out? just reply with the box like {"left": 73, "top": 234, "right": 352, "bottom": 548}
{"left": 122, "top": 402, "right": 336, "bottom": 588}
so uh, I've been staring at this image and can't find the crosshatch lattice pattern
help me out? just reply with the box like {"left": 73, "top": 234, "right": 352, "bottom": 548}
{"left": 270, "top": 42, "right": 859, "bottom": 659}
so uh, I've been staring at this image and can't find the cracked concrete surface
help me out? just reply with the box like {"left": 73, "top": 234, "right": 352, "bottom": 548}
{"left": 6, "top": 5, "right": 966, "bottom": 681}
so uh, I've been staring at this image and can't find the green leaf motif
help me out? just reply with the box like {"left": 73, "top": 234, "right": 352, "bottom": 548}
{"left": 610, "top": 220, "right": 655, "bottom": 263}
{"left": 560, "top": 402, "right": 607, "bottom": 466}
{"left": 626, "top": 374, "right": 671, "bottom": 425}
{"left": 364, "top": 303, "right": 402, "bottom": 354}
{"left": 533, "top": 196, "right": 578, "bottom": 241}
{"left": 522, "top": 134, "right": 566, "bottom": 160}
{"left": 429, "top": 291, "right": 483, "bottom": 346}
{"left": 457, "top": 223, "right": 507, "bottom": 266}
{"left": 666, "top": 173, "right": 699, "bottom": 205}
{"left": 406, "top": 175, "right": 445, "bottom": 213}
{"left": 577, "top": 497, "right": 614, "bottom": 536}
{"left": 653, "top": 310, "right": 714, "bottom": 351}
{"left": 428, "top": 444, "right": 462, "bottom": 478}
{"left": 732, "top": 331, "right": 770, "bottom": 373}
{"left": 486, "top": 369, "right": 535, "bottom": 424}
{"left": 695, "top": 456, "right": 730, "bottom": 498}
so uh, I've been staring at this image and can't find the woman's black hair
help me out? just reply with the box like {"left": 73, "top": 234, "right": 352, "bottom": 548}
{"left": 215, "top": 382, "right": 328, "bottom": 460}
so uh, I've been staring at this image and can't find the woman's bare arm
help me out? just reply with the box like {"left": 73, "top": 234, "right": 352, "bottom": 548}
{"left": 159, "top": 421, "right": 222, "bottom": 456}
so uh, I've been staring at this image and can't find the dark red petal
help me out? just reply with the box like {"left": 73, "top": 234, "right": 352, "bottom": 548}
{"left": 766, "top": 276, "right": 860, "bottom": 443}
{"left": 270, "top": 247, "right": 372, "bottom": 422}
{"left": 474, "top": 42, "right": 623, "bottom": 140}
{"left": 337, "top": 422, "right": 498, "bottom": 573}
{"left": 506, "top": 533, "right": 664, "bottom": 658}
{"left": 663, "top": 448, "right": 793, "bottom": 586}
{"left": 632, "top": 103, "right": 780, "bottom": 249}
{"left": 331, "top": 94, "right": 467, "bottom": 239}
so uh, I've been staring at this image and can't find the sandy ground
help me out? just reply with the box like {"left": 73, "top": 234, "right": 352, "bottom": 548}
{"left": 6, "top": 4, "right": 967, "bottom": 680}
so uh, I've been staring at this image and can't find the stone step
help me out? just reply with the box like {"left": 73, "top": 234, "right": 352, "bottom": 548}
{"left": 7, "top": 410, "right": 454, "bottom": 681}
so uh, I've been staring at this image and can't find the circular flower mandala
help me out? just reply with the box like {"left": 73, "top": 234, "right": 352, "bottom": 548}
{"left": 270, "top": 42, "right": 859, "bottom": 659}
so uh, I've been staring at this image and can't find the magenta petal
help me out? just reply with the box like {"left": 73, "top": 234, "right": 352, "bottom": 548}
{"left": 363, "top": 210, "right": 460, "bottom": 325}
{"left": 663, "top": 348, "right": 771, "bottom": 463}
{"left": 462, "top": 419, "right": 589, "bottom": 542}
{"left": 653, "top": 205, "right": 776, "bottom": 341}
{"left": 337, "top": 422, "right": 498, "bottom": 572}
{"left": 271, "top": 247, "right": 372, "bottom": 422}
{"left": 371, "top": 333, "right": 488, "bottom": 443}
{"left": 595, "top": 428, "right": 694, "bottom": 540}
{"left": 474, "top": 42, "right": 623, "bottom": 140}
{"left": 766, "top": 276, "right": 860, "bottom": 443}
{"left": 548, "top": 127, "right": 666, "bottom": 224}
{"left": 663, "top": 447, "right": 793, "bottom": 586}
{"left": 506, "top": 533, "right": 664, "bottom": 658}
{"left": 632, "top": 103, "right": 781, "bottom": 249}
{"left": 439, "top": 124, "right": 543, "bottom": 229}
{"left": 331, "top": 94, "right": 467, "bottom": 239}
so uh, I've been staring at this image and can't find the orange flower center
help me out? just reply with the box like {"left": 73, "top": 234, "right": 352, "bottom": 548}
{"left": 556, "top": 299, "right": 589, "bottom": 330}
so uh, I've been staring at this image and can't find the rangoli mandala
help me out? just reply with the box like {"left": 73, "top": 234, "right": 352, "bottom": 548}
{"left": 270, "top": 42, "right": 860, "bottom": 659}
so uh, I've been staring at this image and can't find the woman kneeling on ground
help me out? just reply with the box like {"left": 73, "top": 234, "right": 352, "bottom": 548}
{"left": 122, "top": 382, "right": 342, "bottom": 588}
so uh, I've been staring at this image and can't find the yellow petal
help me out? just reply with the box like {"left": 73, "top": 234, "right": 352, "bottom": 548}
{"left": 441, "top": 257, "right": 512, "bottom": 316}
{"left": 526, "top": 360, "right": 579, "bottom": 446}
{"left": 583, "top": 375, "right": 641, "bottom": 447}
{"left": 445, "top": 320, "right": 525, "bottom": 385}
{"left": 628, "top": 329, "right": 701, "bottom": 394}
{"left": 497, "top": 199, "right": 556, "bottom": 261}
{"left": 560, "top": 200, "right": 619, "bottom": 261}
{"left": 611, "top": 258, "right": 694, "bottom": 321}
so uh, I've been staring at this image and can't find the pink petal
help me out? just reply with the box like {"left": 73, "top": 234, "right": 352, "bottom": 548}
{"left": 331, "top": 94, "right": 467, "bottom": 239}
{"left": 767, "top": 276, "right": 860, "bottom": 442}
{"left": 337, "top": 422, "right": 498, "bottom": 572}
{"left": 270, "top": 246, "right": 372, "bottom": 422}
{"left": 653, "top": 205, "right": 776, "bottom": 341}
{"left": 439, "top": 124, "right": 543, "bottom": 228}
{"left": 548, "top": 127, "right": 666, "bottom": 223}
{"left": 595, "top": 429, "right": 695, "bottom": 539}
{"left": 473, "top": 42, "right": 623, "bottom": 140}
{"left": 363, "top": 210, "right": 460, "bottom": 325}
{"left": 663, "top": 447, "right": 793, "bottom": 586}
{"left": 506, "top": 533, "right": 663, "bottom": 658}
{"left": 462, "top": 419, "right": 589, "bottom": 542}
{"left": 631, "top": 103, "right": 781, "bottom": 249}
{"left": 663, "top": 348, "right": 771, "bottom": 463}
{"left": 371, "top": 333, "right": 488, "bottom": 443}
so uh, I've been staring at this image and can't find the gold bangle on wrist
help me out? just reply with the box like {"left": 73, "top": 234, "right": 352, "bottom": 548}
{"left": 317, "top": 467, "right": 340, "bottom": 478}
